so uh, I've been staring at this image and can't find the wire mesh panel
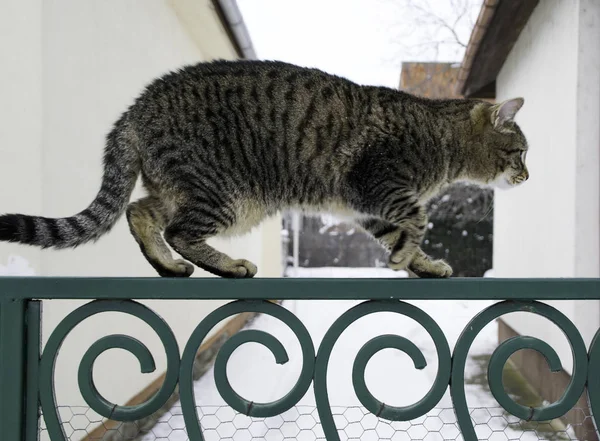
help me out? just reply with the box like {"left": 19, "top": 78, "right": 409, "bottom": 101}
{"left": 39, "top": 405, "right": 599, "bottom": 441}
{"left": 30, "top": 296, "right": 600, "bottom": 441}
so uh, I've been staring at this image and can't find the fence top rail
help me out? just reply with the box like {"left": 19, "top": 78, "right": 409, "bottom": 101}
{"left": 0, "top": 277, "right": 598, "bottom": 300}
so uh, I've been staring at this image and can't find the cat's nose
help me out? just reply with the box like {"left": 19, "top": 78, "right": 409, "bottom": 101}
{"left": 522, "top": 170, "right": 529, "bottom": 181}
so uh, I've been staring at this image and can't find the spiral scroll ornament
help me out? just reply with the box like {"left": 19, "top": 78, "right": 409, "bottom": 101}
{"left": 314, "top": 300, "right": 452, "bottom": 441}
{"left": 451, "top": 300, "right": 588, "bottom": 441}
{"left": 179, "top": 300, "right": 315, "bottom": 441}
{"left": 39, "top": 300, "right": 180, "bottom": 441}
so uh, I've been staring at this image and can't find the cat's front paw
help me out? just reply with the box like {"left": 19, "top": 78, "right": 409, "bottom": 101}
{"left": 225, "top": 259, "right": 258, "bottom": 278}
{"left": 157, "top": 259, "right": 195, "bottom": 278}
{"left": 410, "top": 259, "right": 453, "bottom": 278}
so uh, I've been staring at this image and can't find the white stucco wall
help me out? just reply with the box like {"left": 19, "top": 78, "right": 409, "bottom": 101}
{"left": 1, "top": 0, "right": 282, "bottom": 411}
{"left": 0, "top": 1, "right": 43, "bottom": 274}
{"left": 494, "top": 0, "right": 600, "bottom": 373}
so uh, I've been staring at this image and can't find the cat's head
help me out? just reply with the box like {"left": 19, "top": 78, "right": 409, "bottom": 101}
{"left": 468, "top": 98, "right": 529, "bottom": 189}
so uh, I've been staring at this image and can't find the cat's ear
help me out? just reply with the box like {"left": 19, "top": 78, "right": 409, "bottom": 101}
{"left": 491, "top": 98, "right": 524, "bottom": 128}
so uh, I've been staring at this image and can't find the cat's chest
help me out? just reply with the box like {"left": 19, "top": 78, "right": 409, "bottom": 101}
{"left": 418, "top": 182, "right": 448, "bottom": 205}
{"left": 294, "top": 201, "right": 367, "bottom": 222}
{"left": 219, "top": 199, "right": 272, "bottom": 237}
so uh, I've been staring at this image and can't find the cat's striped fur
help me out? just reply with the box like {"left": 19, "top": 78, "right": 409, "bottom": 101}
{"left": 0, "top": 60, "right": 528, "bottom": 278}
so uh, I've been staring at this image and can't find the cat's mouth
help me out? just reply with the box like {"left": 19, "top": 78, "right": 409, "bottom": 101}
{"left": 497, "top": 174, "right": 529, "bottom": 189}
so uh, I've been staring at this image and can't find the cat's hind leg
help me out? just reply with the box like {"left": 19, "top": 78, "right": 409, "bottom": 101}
{"left": 164, "top": 206, "right": 258, "bottom": 278}
{"left": 126, "top": 196, "right": 194, "bottom": 277}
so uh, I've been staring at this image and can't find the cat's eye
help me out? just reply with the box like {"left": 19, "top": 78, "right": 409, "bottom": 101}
{"left": 521, "top": 151, "right": 527, "bottom": 162}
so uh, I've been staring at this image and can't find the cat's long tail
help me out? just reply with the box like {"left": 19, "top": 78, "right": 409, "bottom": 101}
{"left": 0, "top": 115, "right": 140, "bottom": 249}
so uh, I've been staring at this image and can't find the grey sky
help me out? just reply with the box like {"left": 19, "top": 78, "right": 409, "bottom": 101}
{"left": 237, "top": 0, "right": 482, "bottom": 89}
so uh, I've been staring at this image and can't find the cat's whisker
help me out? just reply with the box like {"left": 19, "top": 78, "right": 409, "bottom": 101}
{"left": 476, "top": 200, "right": 495, "bottom": 225}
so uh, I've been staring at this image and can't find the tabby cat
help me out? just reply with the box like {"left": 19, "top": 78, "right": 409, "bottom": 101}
{"left": 0, "top": 60, "right": 529, "bottom": 278}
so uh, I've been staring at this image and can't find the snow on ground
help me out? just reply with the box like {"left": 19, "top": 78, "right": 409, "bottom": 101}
{"left": 140, "top": 267, "right": 505, "bottom": 440}
{"left": 284, "top": 266, "right": 410, "bottom": 279}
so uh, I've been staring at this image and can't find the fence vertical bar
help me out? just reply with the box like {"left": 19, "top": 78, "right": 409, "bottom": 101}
{"left": 0, "top": 298, "right": 26, "bottom": 441}
{"left": 25, "top": 301, "right": 41, "bottom": 441}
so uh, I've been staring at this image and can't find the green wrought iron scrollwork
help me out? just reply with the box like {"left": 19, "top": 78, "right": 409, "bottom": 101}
{"left": 314, "top": 300, "right": 452, "bottom": 441}
{"left": 32, "top": 294, "right": 600, "bottom": 441}
{"left": 452, "top": 300, "right": 588, "bottom": 441}
{"left": 487, "top": 336, "right": 563, "bottom": 418}
{"left": 39, "top": 300, "right": 180, "bottom": 441}
{"left": 179, "top": 300, "right": 315, "bottom": 441}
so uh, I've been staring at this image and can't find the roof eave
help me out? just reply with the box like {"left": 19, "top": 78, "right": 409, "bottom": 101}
{"left": 456, "top": 0, "right": 499, "bottom": 97}
{"left": 457, "top": 0, "right": 539, "bottom": 98}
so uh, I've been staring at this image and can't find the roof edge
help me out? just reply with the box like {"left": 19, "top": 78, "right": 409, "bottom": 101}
{"left": 456, "top": 0, "right": 500, "bottom": 96}
{"left": 457, "top": 0, "right": 539, "bottom": 98}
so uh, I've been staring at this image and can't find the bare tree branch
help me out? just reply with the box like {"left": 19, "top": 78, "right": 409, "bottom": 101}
{"left": 380, "top": 0, "right": 482, "bottom": 63}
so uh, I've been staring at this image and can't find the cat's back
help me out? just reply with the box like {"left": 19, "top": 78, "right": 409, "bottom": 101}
{"left": 131, "top": 59, "right": 363, "bottom": 166}
{"left": 137, "top": 59, "right": 352, "bottom": 103}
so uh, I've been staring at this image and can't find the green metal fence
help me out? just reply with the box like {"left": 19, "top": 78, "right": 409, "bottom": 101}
{"left": 0, "top": 277, "right": 599, "bottom": 441}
